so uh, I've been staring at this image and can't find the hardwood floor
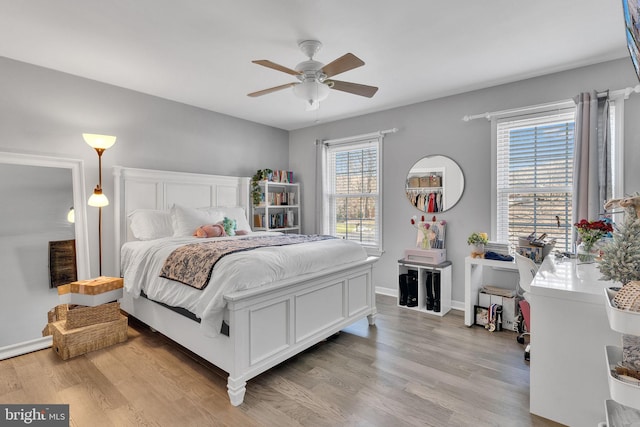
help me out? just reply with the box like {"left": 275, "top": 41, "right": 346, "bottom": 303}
{"left": 0, "top": 295, "right": 563, "bottom": 426}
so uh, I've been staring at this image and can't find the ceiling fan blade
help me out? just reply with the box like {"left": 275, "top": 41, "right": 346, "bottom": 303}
{"left": 322, "top": 53, "right": 365, "bottom": 78}
{"left": 328, "top": 80, "right": 378, "bottom": 98}
{"left": 252, "top": 60, "right": 301, "bottom": 76}
{"left": 247, "top": 82, "right": 298, "bottom": 97}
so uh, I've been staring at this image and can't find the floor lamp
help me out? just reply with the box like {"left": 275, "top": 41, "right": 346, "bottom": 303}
{"left": 84, "top": 133, "right": 116, "bottom": 276}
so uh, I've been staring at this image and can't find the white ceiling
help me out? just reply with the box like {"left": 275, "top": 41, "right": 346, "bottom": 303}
{"left": 0, "top": 0, "right": 630, "bottom": 131}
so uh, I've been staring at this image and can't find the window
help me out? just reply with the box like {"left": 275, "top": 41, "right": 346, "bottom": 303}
{"left": 495, "top": 109, "right": 576, "bottom": 252}
{"left": 322, "top": 136, "right": 382, "bottom": 254}
{"left": 489, "top": 89, "right": 632, "bottom": 253}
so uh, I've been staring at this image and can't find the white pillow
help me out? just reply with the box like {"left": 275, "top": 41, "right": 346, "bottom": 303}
{"left": 223, "top": 206, "right": 252, "bottom": 233}
{"left": 171, "top": 204, "right": 225, "bottom": 237}
{"left": 199, "top": 206, "right": 252, "bottom": 233}
{"left": 128, "top": 209, "right": 173, "bottom": 240}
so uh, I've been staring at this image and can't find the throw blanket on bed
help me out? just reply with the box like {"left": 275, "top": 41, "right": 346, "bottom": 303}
{"left": 159, "top": 234, "right": 336, "bottom": 289}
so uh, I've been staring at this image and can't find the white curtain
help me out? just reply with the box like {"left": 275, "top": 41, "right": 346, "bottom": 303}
{"left": 572, "top": 91, "right": 611, "bottom": 227}
{"left": 314, "top": 139, "right": 326, "bottom": 234}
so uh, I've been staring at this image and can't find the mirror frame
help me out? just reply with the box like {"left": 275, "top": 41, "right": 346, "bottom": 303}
{"left": 405, "top": 154, "right": 465, "bottom": 212}
{"left": 0, "top": 151, "right": 89, "bottom": 359}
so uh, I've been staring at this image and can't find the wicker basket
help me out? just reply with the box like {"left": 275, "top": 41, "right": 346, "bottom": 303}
{"left": 48, "top": 304, "right": 69, "bottom": 323}
{"left": 408, "top": 177, "right": 420, "bottom": 188}
{"left": 65, "top": 302, "right": 121, "bottom": 329}
{"left": 51, "top": 314, "right": 128, "bottom": 360}
{"left": 428, "top": 175, "right": 442, "bottom": 187}
{"left": 43, "top": 304, "right": 70, "bottom": 336}
{"left": 43, "top": 302, "right": 122, "bottom": 336}
{"left": 613, "top": 281, "right": 640, "bottom": 312}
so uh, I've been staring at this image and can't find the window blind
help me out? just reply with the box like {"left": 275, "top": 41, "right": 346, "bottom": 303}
{"left": 496, "top": 110, "right": 575, "bottom": 251}
{"left": 325, "top": 139, "right": 380, "bottom": 247}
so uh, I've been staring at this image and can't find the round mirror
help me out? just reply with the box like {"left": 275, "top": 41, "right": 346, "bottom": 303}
{"left": 405, "top": 155, "right": 464, "bottom": 212}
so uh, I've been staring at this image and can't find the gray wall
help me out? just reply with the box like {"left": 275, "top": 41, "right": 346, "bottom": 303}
{"left": 289, "top": 58, "right": 640, "bottom": 305}
{"left": 2, "top": 55, "right": 639, "bottom": 308}
{"left": 0, "top": 56, "right": 289, "bottom": 277}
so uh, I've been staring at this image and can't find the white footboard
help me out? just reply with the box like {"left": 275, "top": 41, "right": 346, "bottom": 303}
{"left": 120, "top": 257, "right": 377, "bottom": 406}
{"left": 223, "top": 257, "right": 377, "bottom": 405}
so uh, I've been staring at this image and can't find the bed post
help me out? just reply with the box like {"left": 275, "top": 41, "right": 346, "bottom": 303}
{"left": 225, "top": 300, "right": 249, "bottom": 406}
{"left": 227, "top": 377, "right": 247, "bottom": 406}
{"left": 367, "top": 310, "right": 377, "bottom": 326}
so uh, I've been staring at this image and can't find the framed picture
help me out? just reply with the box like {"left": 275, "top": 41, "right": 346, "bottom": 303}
{"left": 49, "top": 239, "right": 77, "bottom": 288}
{"left": 474, "top": 305, "right": 488, "bottom": 327}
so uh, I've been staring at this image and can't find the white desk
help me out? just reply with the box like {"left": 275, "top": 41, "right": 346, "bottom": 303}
{"left": 464, "top": 256, "right": 518, "bottom": 326}
{"left": 529, "top": 256, "right": 621, "bottom": 427}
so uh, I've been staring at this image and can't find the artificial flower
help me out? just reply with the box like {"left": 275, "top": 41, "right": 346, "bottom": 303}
{"left": 467, "top": 232, "right": 488, "bottom": 245}
{"left": 574, "top": 219, "right": 613, "bottom": 250}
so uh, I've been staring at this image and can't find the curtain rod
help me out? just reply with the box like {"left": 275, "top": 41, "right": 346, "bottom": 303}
{"left": 462, "top": 84, "right": 640, "bottom": 122}
{"left": 319, "top": 127, "right": 398, "bottom": 145}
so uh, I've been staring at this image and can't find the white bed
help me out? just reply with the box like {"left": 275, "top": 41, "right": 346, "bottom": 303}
{"left": 113, "top": 166, "right": 378, "bottom": 406}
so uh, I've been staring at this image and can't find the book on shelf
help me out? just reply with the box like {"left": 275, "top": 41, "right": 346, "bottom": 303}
{"left": 269, "top": 170, "right": 293, "bottom": 183}
{"left": 287, "top": 210, "right": 294, "bottom": 228}
{"left": 263, "top": 211, "right": 296, "bottom": 229}
{"left": 267, "top": 191, "right": 297, "bottom": 206}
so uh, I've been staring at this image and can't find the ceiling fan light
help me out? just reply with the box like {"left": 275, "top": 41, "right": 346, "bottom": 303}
{"left": 305, "top": 100, "right": 320, "bottom": 111}
{"left": 293, "top": 81, "right": 329, "bottom": 109}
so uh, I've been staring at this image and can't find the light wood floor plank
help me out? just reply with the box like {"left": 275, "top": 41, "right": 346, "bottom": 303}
{"left": 0, "top": 295, "right": 563, "bottom": 426}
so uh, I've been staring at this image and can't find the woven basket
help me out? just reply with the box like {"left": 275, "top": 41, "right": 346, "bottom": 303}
{"left": 613, "top": 281, "right": 640, "bottom": 312}
{"left": 47, "top": 304, "right": 69, "bottom": 323}
{"left": 428, "top": 175, "right": 442, "bottom": 187}
{"left": 65, "top": 302, "right": 121, "bottom": 329}
{"left": 51, "top": 314, "right": 128, "bottom": 360}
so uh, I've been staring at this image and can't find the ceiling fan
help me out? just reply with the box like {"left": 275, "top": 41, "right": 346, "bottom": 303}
{"left": 248, "top": 40, "right": 378, "bottom": 110}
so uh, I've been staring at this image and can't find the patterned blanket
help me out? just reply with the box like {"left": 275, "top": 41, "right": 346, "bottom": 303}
{"left": 159, "top": 234, "right": 336, "bottom": 289}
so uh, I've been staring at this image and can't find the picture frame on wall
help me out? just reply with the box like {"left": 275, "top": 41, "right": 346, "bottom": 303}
{"left": 622, "top": 0, "right": 640, "bottom": 82}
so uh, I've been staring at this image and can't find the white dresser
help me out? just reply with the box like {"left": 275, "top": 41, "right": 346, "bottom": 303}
{"left": 529, "top": 256, "right": 621, "bottom": 426}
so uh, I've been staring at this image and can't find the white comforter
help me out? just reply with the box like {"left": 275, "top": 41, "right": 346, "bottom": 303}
{"left": 121, "top": 232, "right": 368, "bottom": 336}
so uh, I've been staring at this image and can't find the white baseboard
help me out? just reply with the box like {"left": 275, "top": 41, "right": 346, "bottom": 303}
{"left": 375, "top": 286, "right": 397, "bottom": 297}
{"left": 0, "top": 336, "right": 52, "bottom": 361}
{"left": 450, "top": 300, "right": 464, "bottom": 312}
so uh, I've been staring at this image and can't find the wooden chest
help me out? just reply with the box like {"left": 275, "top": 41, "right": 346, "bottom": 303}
{"left": 50, "top": 314, "right": 128, "bottom": 360}
{"left": 58, "top": 276, "right": 123, "bottom": 306}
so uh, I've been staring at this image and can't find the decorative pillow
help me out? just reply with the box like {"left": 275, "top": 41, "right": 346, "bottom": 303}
{"left": 128, "top": 209, "right": 173, "bottom": 240}
{"left": 171, "top": 204, "right": 225, "bottom": 237}
{"left": 199, "top": 206, "right": 252, "bottom": 234}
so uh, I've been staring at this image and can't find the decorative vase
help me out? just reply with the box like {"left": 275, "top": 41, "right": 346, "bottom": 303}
{"left": 420, "top": 235, "right": 431, "bottom": 249}
{"left": 471, "top": 243, "right": 485, "bottom": 258}
{"left": 577, "top": 242, "right": 598, "bottom": 263}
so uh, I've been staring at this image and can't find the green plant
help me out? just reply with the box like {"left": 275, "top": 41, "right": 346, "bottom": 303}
{"left": 599, "top": 201, "right": 640, "bottom": 284}
{"left": 251, "top": 168, "right": 272, "bottom": 205}
{"left": 467, "top": 232, "right": 488, "bottom": 245}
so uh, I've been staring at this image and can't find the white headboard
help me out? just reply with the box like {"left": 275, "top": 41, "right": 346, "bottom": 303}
{"left": 113, "top": 166, "right": 250, "bottom": 273}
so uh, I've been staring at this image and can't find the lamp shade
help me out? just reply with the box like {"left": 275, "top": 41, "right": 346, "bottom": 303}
{"left": 83, "top": 133, "right": 116, "bottom": 150}
{"left": 293, "top": 80, "right": 329, "bottom": 109}
{"left": 88, "top": 186, "right": 109, "bottom": 207}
